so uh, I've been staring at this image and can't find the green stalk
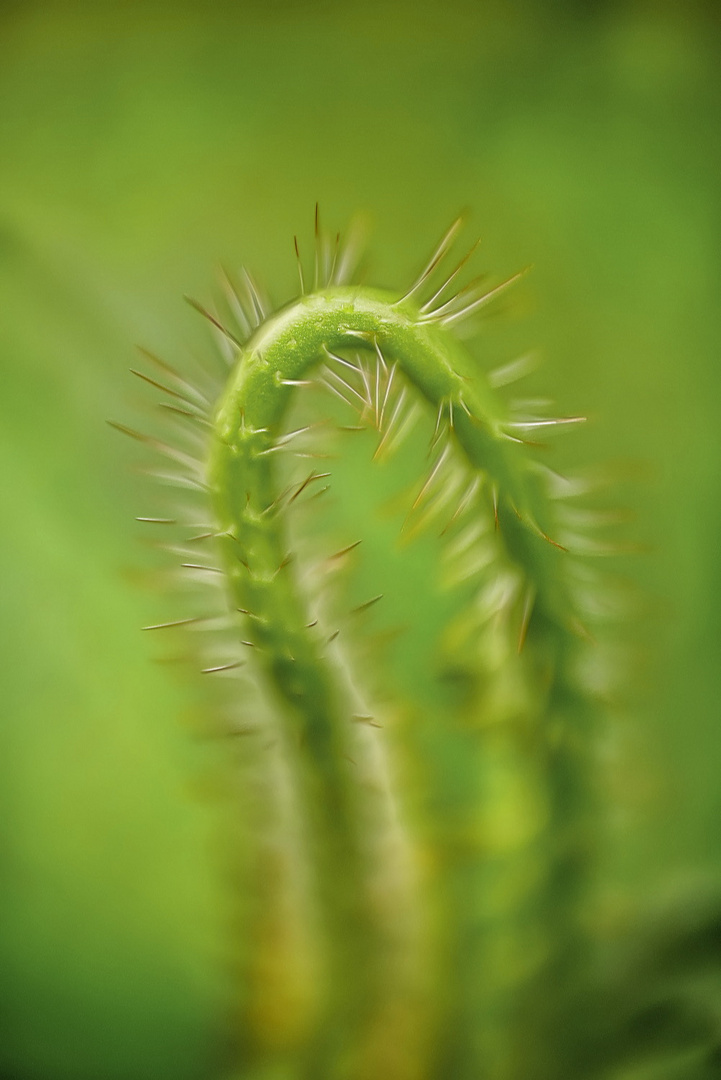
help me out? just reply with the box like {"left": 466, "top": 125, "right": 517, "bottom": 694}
{"left": 208, "top": 283, "right": 591, "bottom": 1078}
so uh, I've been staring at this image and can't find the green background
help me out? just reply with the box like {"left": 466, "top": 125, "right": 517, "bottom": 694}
{"left": 1, "top": 1, "right": 719, "bottom": 1077}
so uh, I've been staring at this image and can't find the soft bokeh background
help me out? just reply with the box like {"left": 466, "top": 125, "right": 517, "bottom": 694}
{"left": 1, "top": 1, "right": 719, "bottom": 1077}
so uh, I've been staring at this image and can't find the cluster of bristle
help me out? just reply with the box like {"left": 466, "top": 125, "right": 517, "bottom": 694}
{"left": 395, "top": 215, "right": 529, "bottom": 329}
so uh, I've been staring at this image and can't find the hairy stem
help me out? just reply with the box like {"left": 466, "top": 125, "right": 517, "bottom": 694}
{"left": 208, "top": 284, "right": 586, "bottom": 1077}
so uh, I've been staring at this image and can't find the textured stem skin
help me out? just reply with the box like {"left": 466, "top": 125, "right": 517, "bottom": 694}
{"left": 208, "top": 286, "right": 584, "bottom": 1079}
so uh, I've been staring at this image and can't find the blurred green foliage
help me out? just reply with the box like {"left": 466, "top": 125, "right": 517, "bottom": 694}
{"left": 1, "top": 1, "right": 720, "bottom": 1077}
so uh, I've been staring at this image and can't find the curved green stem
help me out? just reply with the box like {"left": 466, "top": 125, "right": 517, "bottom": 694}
{"left": 208, "top": 284, "right": 585, "bottom": 1078}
